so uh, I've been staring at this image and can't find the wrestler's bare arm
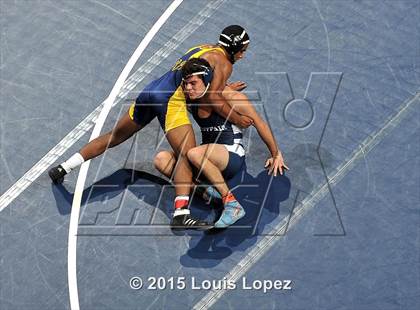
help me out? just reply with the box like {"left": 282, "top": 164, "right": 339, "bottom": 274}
{"left": 229, "top": 96, "right": 289, "bottom": 175}
{"left": 200, "top": 52, "right": 253, "bottom": 128}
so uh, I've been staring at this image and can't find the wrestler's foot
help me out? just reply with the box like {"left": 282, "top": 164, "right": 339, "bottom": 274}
{"left": 48, "top": 165, "right": 67, "bottom": 184}
{"left": 214, "top": 200, "right": 246, "bottom": 228}
{"left": 170, "top": 213, "right": 213, "bottom": 231}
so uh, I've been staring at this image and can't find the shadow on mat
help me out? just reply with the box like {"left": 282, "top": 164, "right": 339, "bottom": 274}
{"left": 51, "top": 168, "right": 171, "bottom": 216}
{"left": 180, "top": 143, "right": 339, "bottom": 267}
{"left": 50, "top": 164, "right": 290, "bottom": 265}
{"left": 180, "top": 163, "right": 291, "bottom": 268}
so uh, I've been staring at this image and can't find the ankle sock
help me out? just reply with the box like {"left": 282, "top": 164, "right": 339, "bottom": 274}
{"left": 61, "top": 153, "right": 85, "bottom": 173}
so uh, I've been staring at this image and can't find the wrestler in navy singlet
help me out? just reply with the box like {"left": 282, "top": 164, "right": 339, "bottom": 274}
{"left": 189, "top": 104, "right": 245, "bottom": 179}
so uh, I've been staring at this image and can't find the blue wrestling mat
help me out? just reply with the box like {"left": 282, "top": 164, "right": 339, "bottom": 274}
{"left": 0, "top": 1, "right": 419, "bottom": 309}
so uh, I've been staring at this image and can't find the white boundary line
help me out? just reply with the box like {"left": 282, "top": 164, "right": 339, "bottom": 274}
{"left": 193, "top": 93, "right": 419, "bottom": 310}
{"left": 67, "top": 1, "right": 184, "bottom": 309}
{"left": 66, "top": 1, "right": 228, "bottom": 309}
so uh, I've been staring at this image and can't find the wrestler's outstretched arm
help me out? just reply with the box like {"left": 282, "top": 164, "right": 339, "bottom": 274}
{"left": 226, "top": 91, "right": 289, "bottom": 176}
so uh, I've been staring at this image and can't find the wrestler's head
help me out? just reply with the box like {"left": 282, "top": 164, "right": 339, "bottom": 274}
{"left": 218, "top": 25, "right": 250, "bottom": 63}
{"left": 181, "top": 58, "right": 213, "bottom": 100}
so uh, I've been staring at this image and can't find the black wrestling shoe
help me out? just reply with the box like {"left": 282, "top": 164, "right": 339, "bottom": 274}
{"left": 48, "top": 165, "right": 67, "bottom": 184}
{"left": 170, "top": 214, "right": 213, "bottom": 231}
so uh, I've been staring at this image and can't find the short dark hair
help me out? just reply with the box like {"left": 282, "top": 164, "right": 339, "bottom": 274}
{"left": 181, "top": 58, "right": 212, "bottom": 81}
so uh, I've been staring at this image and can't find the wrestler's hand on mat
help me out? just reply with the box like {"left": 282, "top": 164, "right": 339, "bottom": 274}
{"left": 227, "top": 80, "right": 247, "bottom": 91}
{"left": 265, "top": 152, "right": 289, "bottom": 176}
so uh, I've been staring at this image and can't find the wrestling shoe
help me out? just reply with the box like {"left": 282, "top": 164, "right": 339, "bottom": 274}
{"left": 48, "top": 165, "right": 67, "bottom": 184}
{"left": 214, "top": 200, "right": 246, "bottom": 228}
{"left": 170, "top": 214, "right": 213, "bottom": 231}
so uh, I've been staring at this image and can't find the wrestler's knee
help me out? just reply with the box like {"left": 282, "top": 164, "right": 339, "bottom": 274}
{"left": 187, "top": 147, "right": 204, "bottom": 167}
{"left": 153, "top": 151, "right": 174, "bottom": 170}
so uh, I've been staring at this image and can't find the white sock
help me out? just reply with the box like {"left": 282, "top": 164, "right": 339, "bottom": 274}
{"left": 61, "top": 153, "right": 85, "bottom": 173}
{"left": 174, "top": 208, "right": 190, "bottom": 216}
{"left": 173, "top": 196, "right": 190, "bottom": 217}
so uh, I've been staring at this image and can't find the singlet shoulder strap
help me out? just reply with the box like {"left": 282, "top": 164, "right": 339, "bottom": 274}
{"left": 187, "top": 45, "right": 227, "bottom": 59}
{"left": 185, "top": 45, "right": 202, "bottom": 54}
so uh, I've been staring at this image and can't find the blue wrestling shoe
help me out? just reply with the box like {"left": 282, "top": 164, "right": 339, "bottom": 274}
{"left": 214, "top": 200, "right": 246, "bottom": 228}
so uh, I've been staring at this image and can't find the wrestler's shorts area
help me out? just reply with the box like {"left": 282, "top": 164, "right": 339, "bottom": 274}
{"left": 128, "top": 89, "right": 191, "bottom": 132}
{"left": 222, "top": 145, "right": 245, "bottom": 180}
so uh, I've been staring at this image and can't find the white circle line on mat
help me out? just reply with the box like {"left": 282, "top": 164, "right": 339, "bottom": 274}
{"left": 68, "top": 1, "right": 184, "bottom": 309}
